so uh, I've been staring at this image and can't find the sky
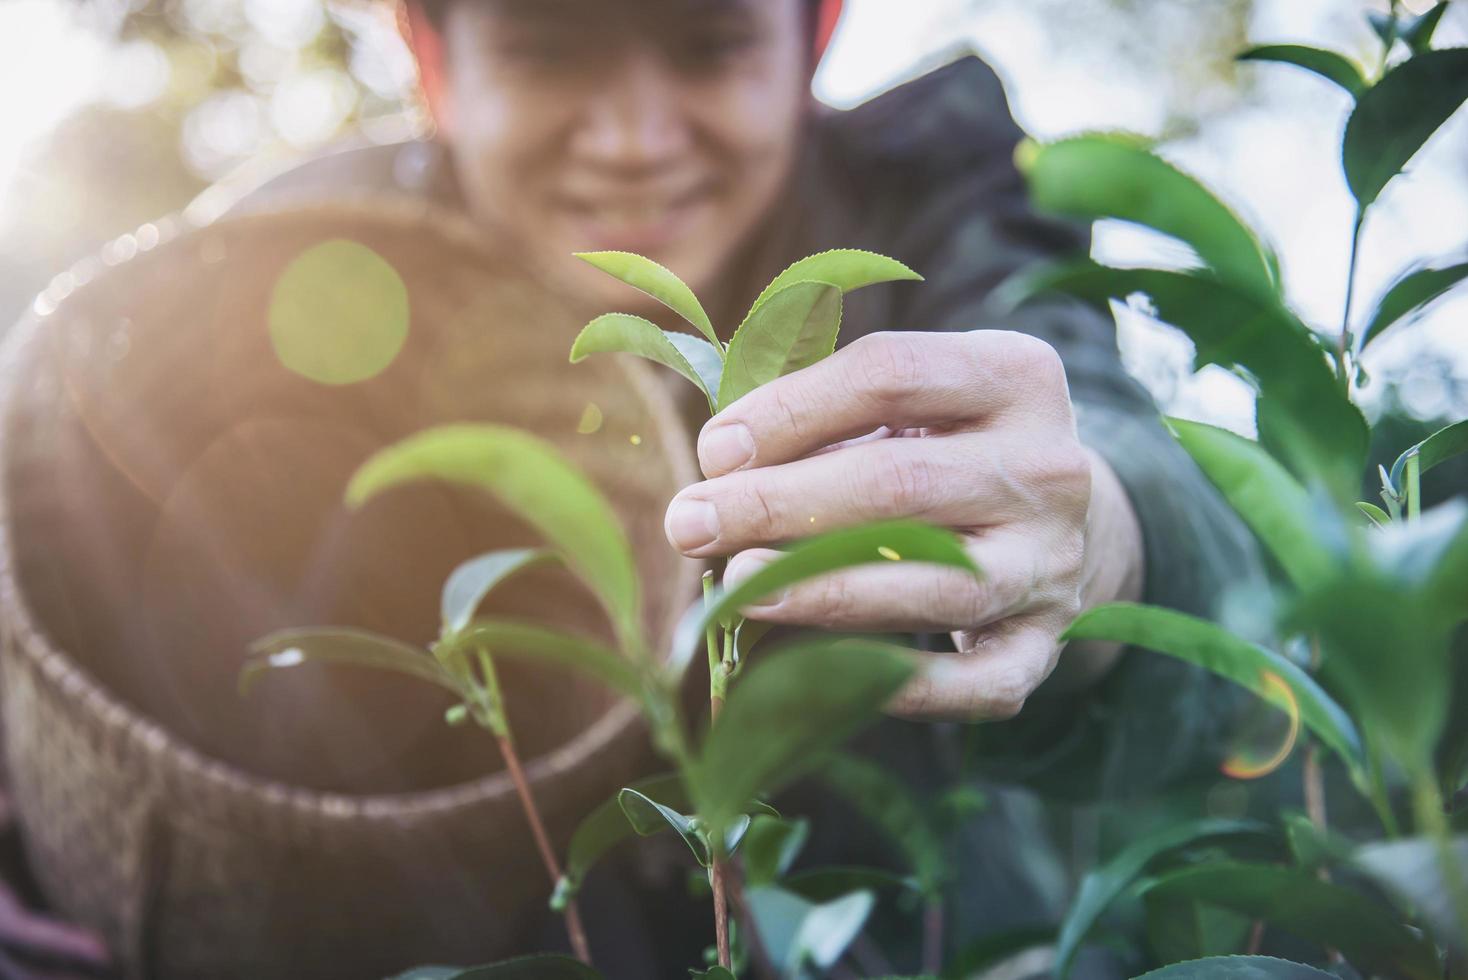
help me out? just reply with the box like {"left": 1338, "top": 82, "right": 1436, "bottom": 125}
{"left": 0, "top": 0, "right": 1464, "bottom": 431}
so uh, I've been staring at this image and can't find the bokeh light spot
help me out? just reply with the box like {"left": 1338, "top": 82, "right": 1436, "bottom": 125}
{"left": 269, "top": 239, "right": 408, "bottom": 385}
{"left": 576, "top": 402, "right": 603, "bottom": 434}
{"left": 1221, "top": 669, "right": 1301, "bottom": 780}
{"left": 629, "top": 434, "right": 642, "bottom": 446}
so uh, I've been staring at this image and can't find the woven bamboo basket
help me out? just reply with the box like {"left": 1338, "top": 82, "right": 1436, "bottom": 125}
{"left": 0, "top": 200, "right": 700, "bottom": 978}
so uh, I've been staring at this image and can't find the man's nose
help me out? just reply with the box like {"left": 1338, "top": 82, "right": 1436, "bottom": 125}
{"left": 569, "top": 51, "right": 691, "bottom": 174}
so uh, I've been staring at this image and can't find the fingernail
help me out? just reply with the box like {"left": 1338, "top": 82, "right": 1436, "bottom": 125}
{"left": 726, "top": 553, "right": 782, "bottom": 608}
{"left": 665, "top": 497, "right": 719, "bottom": 553}
{"left": 700, "top": 422, "right": 754, "bottom": 475}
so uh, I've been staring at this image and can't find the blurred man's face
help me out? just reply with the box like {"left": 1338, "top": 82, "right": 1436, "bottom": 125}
{"left": 440, "top": 0, "right": 809, "bottom": 312}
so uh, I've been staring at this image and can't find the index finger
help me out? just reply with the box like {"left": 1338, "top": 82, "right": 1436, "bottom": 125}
{"left": 696, "top": 330, "right": 1071, "bottom": 478}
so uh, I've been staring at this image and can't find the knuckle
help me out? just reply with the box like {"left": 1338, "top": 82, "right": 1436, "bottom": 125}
{"left": 810, "top": 573, "right": 859, "bottom": 624}
{"left": 731, "top": 478, "right": 780, "bottom": 538}
{"left": 852, "top": 332, "right": 929, "bottom": 403}
{"left": 855, "top": 445, "right": 938, "bottom": 516}
{"left": 932, "top": 569, "right": 989, "bottom": 628}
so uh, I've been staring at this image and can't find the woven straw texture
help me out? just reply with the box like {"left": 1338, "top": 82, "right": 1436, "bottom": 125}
{"left": 0, "top": 200, "right": 700, "bottom": 978}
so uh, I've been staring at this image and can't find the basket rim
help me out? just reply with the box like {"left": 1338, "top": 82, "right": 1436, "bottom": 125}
{"left": 0, "top": 196, "right": 701, "bottom": 822}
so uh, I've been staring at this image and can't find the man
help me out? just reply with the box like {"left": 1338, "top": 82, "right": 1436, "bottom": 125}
{"left": 17, "top": 0, "right": 1263, "bottom": 974}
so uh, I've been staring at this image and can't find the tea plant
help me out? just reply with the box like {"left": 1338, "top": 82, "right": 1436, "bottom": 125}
{"left": 1001, "top": 2, "right": 1468, "bottom": 974}
{"left": 243, "top": 252, "right": 978, "bottom": 977}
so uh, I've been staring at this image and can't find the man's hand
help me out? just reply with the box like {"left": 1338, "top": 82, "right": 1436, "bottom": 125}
{"left": 663, "top": 330, "right": 1145, "bottom": 721}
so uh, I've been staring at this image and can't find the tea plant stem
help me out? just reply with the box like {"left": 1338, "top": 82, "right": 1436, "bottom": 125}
{"left": 1405, "top": 452, "right": 1421, "bottom": 523}
{"left": 1339, "top": 211, "right": 1365, "bottom": 390}
{"left": 703, "top": 571, "right": 732, "bottom": 969}
{"left": 1366, "top": 739, "right": 1402, "bottom": 838}
{"left": 477, "top": 647, "right": 593, "bottom": 964}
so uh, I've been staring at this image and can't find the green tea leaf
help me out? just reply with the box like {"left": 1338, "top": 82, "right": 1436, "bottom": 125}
{"left": 817, "top": 753, "right": 946, "bottom": 896}
{"left": 692, "top": 639, "right": 915, "bottom": 839}
{"left": 441, "top": 549, "right": 558, "bottom": 637}
{"left": 1238, "top": 45, "right": 1367, "bottom": 97}
{"left": 570, "top": 314, "right": 720, "bottom": 412}
{"left": 1167, "top": 419, "right": 1336, "bottom": 588}
{"left": 453, "top": 620, "right": 643, "bottom": 699}
{"left": 347, "top": 425, "right": 641, "bottom": 649}
{"left": 741, "top": 815, "right": 810, "bottom": 887}
{"left": 1283, "top": 811, "right": 1355, "bottom": 871}
{"left": 733, "top": 617, "right": 775, "bottom": 664}
{"left": 781, "top": 867, "right": 917, "bottom": 903}
{"left": 746, "top": 885, "right": 875, "bottom": 974}
{"left": 1403, "top": 3, "right": 1452, "bottom": 55}
{"left": 1359, "top": 260, "right": 1468, "bottom": 350}
{"left": 1389, "top": 418, "right": 1468, "bottom": 491}
{"left": 242, "top": 627, "right": 456, "bottom": 696}
{"left": 1019, "top": 135, "right": 1277, "bottom": 296}
{"left": 1009, "top": 262, "right": 1367, "bottom": 495}
{"left": 1143, "top": 894, "right": 1253, "bottom": 964}
{"left": 1142, "top": 862, "right": 1440, "bottom": 980}
{"left": 407, "top": 956, "right": 604, "bottom": 980}
{"left": 697, "top": 520, "right": 978, "bottom": 634}
{"left": 747, "top": 249, "right": 922, "bottom": 315}
{"left": 1342, "top": 48, "right": 1468, "bottom": 209}
{"left": 1063, "top": 604, "right": 1363, "bottom": 770}
{"left": 1052, "top": 818, "right": 1271, "bottom": 979}
{"left": 1356, "top": 501, "right": 1391, "bottom": 528}
{"left": 618, "top": 787, "right": 710, "bottom": 866}
{"left": 574, "top": 251, "right": 718, "bottom": 347}
{"left": 556, "top": 774, "right": 688, "bottom": 907}
{"left": 718, "top": 282, "right": 841, "bottom": 411}
{"left": 1135, "top": 956, "right": 1338, "bottom": 979}
{"left": 1354, "top": 835, "right": 1468, "bottom": 951}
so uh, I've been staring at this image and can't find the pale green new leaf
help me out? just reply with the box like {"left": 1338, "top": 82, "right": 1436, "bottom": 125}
{"left": 1360, "top": 260, "right": 1468, "bottom": 350}
{"left": 569, "top": 314, "right": 720, "bottom": 411}
{"left": 346, "top": 425, "right": 641, "bottom": 649}
{"left": 1063, "top": 604, "right": 1364, "bottom": 769}
{"left": 1238, "top": 45, "right": 1367, "bottom": 97}
{"left": 746, "top": 248, "right": 922, "bottom": 315}
{"left": 1354, "top": 835, "right": 1468, "bottom": 952}
{"left": 1053, "top": 818, "right": 1270, "bottom": 979}
{"left": 1168, "top": 419, "right": 1336, "bottom": 588}
{"left": 441, "top": 549, "right": 557, "bottom": 637}
{"left": 718, "top": 282, "right": 841, "bottom": 411}
{"left": 692, "top": 640, "right": 915, "bottom": 839}
{"left": 1018, "top": 134, "right": 1277, "bottom": 297}
{"left": 1356, "top": 500, "right": 1391, "bottom": 528}
{"left": 745, "top": 886, "right": 875, "bottom": 975}
{"left": 618, "top": 787, "right": 710, "bottom": 866}
{"left": 1389, "top": 418, "right": 1468, "bottom": 491}
{"left": 242, "top": 627, "right": 456, "bottom": 696}
{"left": 573, "top": 251, "right": 717, "bottom": 346}
{"left": 453, "top": 619, "right": 643, "bottom": 699}
{"left": 1342, "top": 48, "right": 1468, "bottom": 209}
{"left": 741, "top": 816, "right": 810, "bottom": 887}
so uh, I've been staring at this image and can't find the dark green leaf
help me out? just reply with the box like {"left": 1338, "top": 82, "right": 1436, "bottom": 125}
{"left": 618, "top": 787, "right": 710, "bottom": 866}
{"left": 1168, "top": 419, "right": 1336, "bottom": 588}
{"left": 556, "top": 774, "right": 688, "bottom": 907}
{"left": 1354, "top": 835, "right": 1468, "bottom": 951}
{"left": 569, "top": 314, "right": 721, "bottom": 411}
{"left": 390, "top": 956, "right": 604, "bottom": 979}
{"left": 1403, "top": 3, "right": 1452, "bottom": 54}
{"left": 783, "top": 867, "right": 918, "bottom": 904}
{"left": 689, "top": 969, "right": 738, "bottom": 980}
{"left": 746, "top": 885, "right": 875, "bottom": 974}
{"left": 817, "top": 753, "right": 946, "bottom": 895}
{"left": 1390, "top": 418, "right": 1468, "bottom": 492}
{"left": 454, "top": 619, "right": 642, "bottom": 700}
{"left": 573, "top": 251, "right": 718, "bottom": 347}
{"left": 718, "top": 282, "right": 841, "bottom": 411}
{"left": 1238, "top": 45, "right": 1367, "bottom": 97}
{"left": 441, "top": 549, "right": 557, "bottom": 637}
{"left": 742, "top": 816, "right": 809, "bottom": 887}
{"left": 1283, "top": 811, "right": 1354, "bottom": 871}
{"left": 1343, "top": 48, "right": 1468, "bottom": 209}
{"left": 696, "top": 520, "right": 978, "bottom": 636}
{"left": 1135, "top": 956, "right": 1338, "bottom": 979}
{"left": 1052, "top": 818, "right": 1271, "bottom": 978}
{"left": 1144, "top": 894, "right": 1253, "bottom": 963}
{"left": 1427, "top": 500, "right": 1468, "bottom": 621}
{"left": 1360, "top": 261, "right": 1468, "bottom": 350}
{"left": 347, "top": 425, "right": 642, "bottom": 649}
{"left": 1018, "top": 134, "right": 1277, "bottom": 296}
{"left": 242, "top": 627, "right": 455, "bottom": 696}
{"left": 1143, "top": 862, "right": 1440, "bottom": 980}
{"left": 734, "top": 617, "right": 774, "bottom": 664}
{"left": 746, "top": 249, "right": 922, "bottom": 316}
{"left": 692, "top": 640, "right": 915, "bottom": 839}
{"left": 1063, "top": 605, "right": 1363, "bottom": 770}
{"left": 1008, "top": 262, "right": 1367, "bottom": 494}
{"left": 943, "top": 926, "right": 1055, "bottom": 980}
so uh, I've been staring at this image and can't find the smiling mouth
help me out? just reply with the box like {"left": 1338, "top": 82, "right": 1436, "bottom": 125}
{"left": 558, "top": 184, "right": 715, "bottom": 252}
